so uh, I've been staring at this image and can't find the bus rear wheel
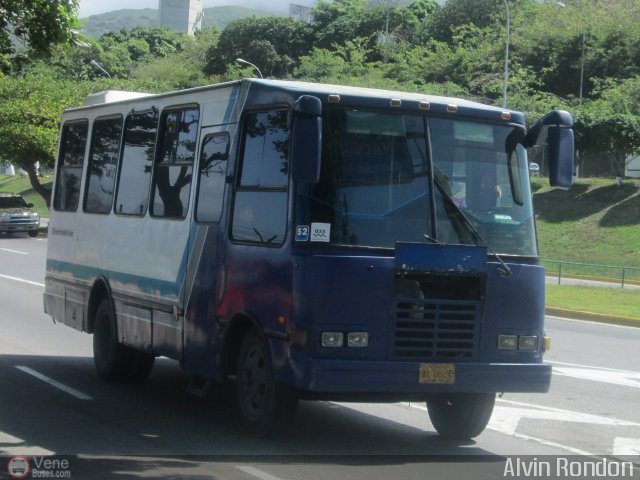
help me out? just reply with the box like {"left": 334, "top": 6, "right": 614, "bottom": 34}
{"left": 236, "top": 332, "right": 297, "bottom": 436}
{"left": 427, "top": 392, "right": 495, "bottom": 440}
{"left": 93, "top": 298, "right": 154, "bottom": 382}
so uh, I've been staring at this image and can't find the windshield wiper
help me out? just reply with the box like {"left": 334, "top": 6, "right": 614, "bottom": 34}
{"left": 422, "top": 233, "right": 442, "bottom": 245}
{"left": 432, "top": 172, "right": 512, "bottom": 277}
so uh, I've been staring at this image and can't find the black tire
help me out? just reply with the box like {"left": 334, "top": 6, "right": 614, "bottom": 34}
{"left": 93, "top": 298, "right": 154, "bottom": 382}
{"left": 27, "top": 230, "right": 38, "bottom": 238}
{"left": 427, "top": 392, "right": 495, "bottom": 440}
{"left": 236, "top": 332, "right": 298, "bottom": 437}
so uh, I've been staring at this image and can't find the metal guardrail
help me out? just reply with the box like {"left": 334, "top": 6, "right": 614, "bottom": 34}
{"left": 542, "top": 260, "right": 640, "bottom": 288}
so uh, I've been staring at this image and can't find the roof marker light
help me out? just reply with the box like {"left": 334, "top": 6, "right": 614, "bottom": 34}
{"left": 390, "top": 98, "right": 402, "bottom": 107}
{"left": 419, "top": 101, "right": 431, "bottom": 110}
{"left": 502, "top": 111, "right": 512, "bottom": 120}
{"left": 447, "top": 104, "right": 458, "bottom": 113}
{"left": 328, "top": 94, "right": 340, "bottom": 104}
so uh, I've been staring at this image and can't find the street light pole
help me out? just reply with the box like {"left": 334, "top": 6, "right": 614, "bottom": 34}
{"left": 578, "top": 32, "right": 585, "bottom": 104}
{"left": 236, "top": 58, "right": 264, "bottom": 79}
{"left": 502, "top": 0, "right": 510, "bottom": 109}
{"left": 90, "top": 59, "right": 111, "bottom": 78}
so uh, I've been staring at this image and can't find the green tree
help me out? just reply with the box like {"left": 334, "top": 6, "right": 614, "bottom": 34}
{"left": 574, "top": 77, "right": 640, "bottom": 178}
{"left": 0, "top": 65, "right": 169, "bottom": 204}
{"left": 49, "top": 27, "right": 193, "bottom": 80}
{"left": 0, "top": 0, "right": 80, "bottom": 71}
{"left": 205, "top": 16, "right": 313, "bottom": 78}
{"left": 130, "top": 27, "right": 219, "bottom": 89}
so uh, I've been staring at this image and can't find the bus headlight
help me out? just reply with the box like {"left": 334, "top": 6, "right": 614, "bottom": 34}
{"left": 498, "top": 334, "right": 539, "bottom": 350}
{"left": 321, "top": 332, "right": 343, "bottom": 347}
{"left": 498, "top": 335, "right": 518, "bottom": 350}
{"left": 347, "top": 332, "right": 369, "bottom": 348}
{"left": 518, "top": 335, "right": 538, "bottom": 350}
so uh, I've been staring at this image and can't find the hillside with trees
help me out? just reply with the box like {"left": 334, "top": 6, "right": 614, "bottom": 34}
{"left": 80, "top": 6, "right": 276, "bottom": 38}
{"left": 0, "top": 0, "right": 639, "bottom": 206}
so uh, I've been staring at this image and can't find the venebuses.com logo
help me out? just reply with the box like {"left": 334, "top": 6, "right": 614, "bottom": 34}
{"left": 5, "top": 456, "right": 71, "bottom": 479}
{"left": 6, "top": 456, "right": 30, "bottom": 479}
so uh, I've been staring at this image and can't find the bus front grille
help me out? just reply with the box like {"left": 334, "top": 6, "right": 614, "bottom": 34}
{"left": 390, "top": 298, "right": 481, "bottom": 361}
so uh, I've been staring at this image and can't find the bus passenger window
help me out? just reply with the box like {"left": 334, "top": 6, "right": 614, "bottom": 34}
{"left": 195, "top": 132, "right": 229, "bottom": 223}
{"left": 232, "top": 110, "right": 289, "bottom": 245}
{"left": 84, "top": 116, "right": 122, "bottom": 214}
{"left": 53, "top": 120, "right": 88, "bottom": 212}
{"left": 115, "top": 109, "right": 158, "bottom": 216}
{"left": 151, "top": 107, "right": 200, "bottom": 219}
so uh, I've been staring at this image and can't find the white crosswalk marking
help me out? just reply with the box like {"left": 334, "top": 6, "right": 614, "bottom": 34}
{"left": 613, "top": 438, "right": 640, "bottom": 456}
{"left": 553, "top": 366, "right": 640, "bottom": 389}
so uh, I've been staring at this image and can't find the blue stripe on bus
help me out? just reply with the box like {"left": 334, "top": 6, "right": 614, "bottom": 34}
{"left": 47, "top": 259, "right": 181, "bottom": 299}
{"left": 223, "top": 85, "right": 239, "bottom": 124}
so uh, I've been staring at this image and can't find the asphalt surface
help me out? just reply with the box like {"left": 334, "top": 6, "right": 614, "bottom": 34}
{"left": 0, "top": 233, "right": 638, "bottom": 479}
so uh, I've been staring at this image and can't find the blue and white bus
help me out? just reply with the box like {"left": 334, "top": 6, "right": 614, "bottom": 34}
{"left": 44, "top": 79, "right": 574, "bottom": 437}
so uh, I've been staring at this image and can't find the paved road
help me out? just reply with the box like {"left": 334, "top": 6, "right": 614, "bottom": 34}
{"left": 0, "top": 234, "right": 638, "bottom": 479}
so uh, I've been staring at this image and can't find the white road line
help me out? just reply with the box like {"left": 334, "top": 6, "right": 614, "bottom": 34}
{"left": 0, "top": 247, "right": 28, "bottom": 255}
{"left": 0, "top": 431, "right": 55, "bottom": 456}
{"left": 15, "top": 366, "right": 93, "bottom": 401}
{"left": 0, "top": 273, "right": 44, "bottom": 287}
{"left": 549, "top": 360, "right": 639, "bottom": 374}
{"left": 404, "top": 399, "right": 639, "bottom": 456}
{"left": 548, "top": 361, "right": 640, "bottom": 389}
{"left": 236, "top": 466, "right": 288, "bottom": 480}
{"left": 613, "top": 438, "right": 640, "bottom": 456}
{"left": 495, "top": 398, "right": 640, "bottom": 427}
{"left": 508, "top": 432, "right": 595, "bottom": 456}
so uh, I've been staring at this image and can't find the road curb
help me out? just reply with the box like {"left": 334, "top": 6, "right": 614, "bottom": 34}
{"left": 545, "top": 306, "right": 640, "bottom": 328}
{"left": 547, "top": 274, "right": 640, "bottom": 287}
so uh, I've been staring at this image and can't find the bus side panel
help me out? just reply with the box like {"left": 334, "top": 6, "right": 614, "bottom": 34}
{"left": 218, "top": 245, "right": 294, "bottom": 379}
{"left": 182, "top": 225, "right": 225, "bottom": 378}
{"left": 64, "top": 287, "right": 87, "bottom": 332}
{"left": 117, "top": 303, "right": 152, "bottom": 353}
{"left": 180, "top": 84, "right": 245, "bottom": 378}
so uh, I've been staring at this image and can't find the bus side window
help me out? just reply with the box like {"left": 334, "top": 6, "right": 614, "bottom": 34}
{"left": 115, "top": 109, "right": 158, "bottom": 216}
{"left": 195, "top": 132, "right": 230, "bottom": 223}
{"left": 53, "top": 120, "right": 88, "bottom": 212}
{"left": 84, "top": 116, "right": 123, "bottom": 214}
{"left": 231, "top": 110, "right": 289, "bottom": 245}
{"left": 151, "top": 106, "right": 200, "bottom": 219}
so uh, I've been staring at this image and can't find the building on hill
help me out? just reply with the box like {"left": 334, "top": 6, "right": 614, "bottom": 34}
{"left": 290, "top": 3, "right": 312, "bottom": 23}
{"left": 159, "top": 0, "right": 203, "bottom": 35}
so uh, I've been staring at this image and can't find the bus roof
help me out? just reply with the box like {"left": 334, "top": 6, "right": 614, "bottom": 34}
{"left": 71, "top": 78, "right": 523, "bottom": 124}
{"left": 254, "top": 79, "right": 507, "bottom": 113}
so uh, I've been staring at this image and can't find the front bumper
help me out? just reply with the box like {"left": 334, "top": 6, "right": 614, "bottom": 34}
{"left": 291, "top": 356, "right": 551, "bottom": 395}
{"left": 0, "top": 220, "right": 40, "bottom": 232}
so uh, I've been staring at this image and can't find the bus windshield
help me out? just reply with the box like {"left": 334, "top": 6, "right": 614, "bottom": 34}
{"left": 295, "top": 108, "right": 537, "bottom": 256}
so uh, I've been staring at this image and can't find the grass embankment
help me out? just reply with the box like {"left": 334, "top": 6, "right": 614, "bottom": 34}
{"left": 546, "top": 284, "right": 640, "bottom": 322}
{"left": 534, "top": 177, "right": 640, "bottom": 319}
{"left": 533, "top": 177, "right": 640, "bottom": 281}
{"left": 0, "top": 174, "right": 52, "bottom": 217}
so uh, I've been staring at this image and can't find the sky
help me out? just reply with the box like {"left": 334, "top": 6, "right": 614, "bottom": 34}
{"left": 77, "top": 0, "right": 317, "bottom": 18}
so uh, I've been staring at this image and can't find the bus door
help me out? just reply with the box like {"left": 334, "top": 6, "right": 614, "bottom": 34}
{"left": 182, "top": 126, "right": 233, "bottom": 377}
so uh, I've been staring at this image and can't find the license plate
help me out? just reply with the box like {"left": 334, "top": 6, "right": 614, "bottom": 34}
{"left": 419, "top": 363, "right": 455, "bottom": 384}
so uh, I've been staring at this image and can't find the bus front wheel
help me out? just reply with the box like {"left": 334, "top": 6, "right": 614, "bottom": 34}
{"left": 427, "top": 392, "right": 495, "bottom": 440}
{"left": 93, "top": 298, "right": 154, "bottom": 382}
{"left": 236, "top": 332, "right": 297, "bottom": 436}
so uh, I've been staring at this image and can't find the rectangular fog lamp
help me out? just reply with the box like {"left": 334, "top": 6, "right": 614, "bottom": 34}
{"left": 321, "top": 332, "right": 343, "bottom": 347}
{"left": 518, "top": 335, "right": 538, "bottom": 350}
{"left": 347, "top": 332, "right": 369, "bottom": 348}
{"left": 498, "top": 335, "right": 518, "bottom": 350}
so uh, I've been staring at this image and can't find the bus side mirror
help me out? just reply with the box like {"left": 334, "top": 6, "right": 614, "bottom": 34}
{"left": 524, "top": 110, "right": 574, "bottom": 190}
{"left": 291, "top": 95, "right": 322, "bottom": 184}
{"left": 548, "top": 126, "right": 574, "bottom": 189}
